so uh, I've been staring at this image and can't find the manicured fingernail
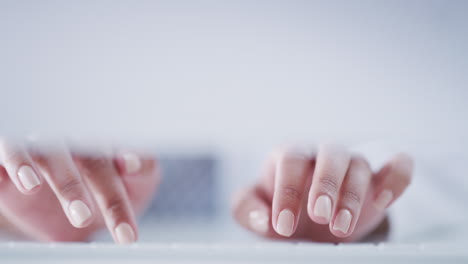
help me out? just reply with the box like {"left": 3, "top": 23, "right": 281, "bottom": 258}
{"left": 249, "top": 210, "right": 269, "bottom": 234}
{"left": 314, "top": 195, "right": 332, "bottom": 221}
{"left": 69, "top": 200, "right": 92, "bottom": 227}
{"left": 276, "top": 209, "right": 294, "bottom": 237}
{"left": 374, "top": 190, "right": 393, "bottom": 210}
{"left": 333, "top": 209, "right": 352, "bottom": 233}
{"left": 18, "top": 165, "right": 41, "bottom": 190}
{"left": 122, "top": 153, "right": 142, "bottom": 174}
{"left": 115, "top": 223, "right": 136, "bottom": 244}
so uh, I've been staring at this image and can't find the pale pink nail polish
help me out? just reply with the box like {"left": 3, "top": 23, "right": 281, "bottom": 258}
{"left": 314, "top": 195, "right": 332, "bottom": 221}
{"left": 18, "top": 165, "right": 40, "bottom": 190}
{"left": 69, "top": 200, "right": 92, "bottom": 227}
{"left": 333, "top": 209, "right": 352, "bottom": 233}
{"left": 122, "top": 153, "right": 142, "bottom": 174}
{"left": 276, "top": 209, "right": 295, "bottom": 237}
{"left": 115, "top": 223, "right": 136, "bottom": 244}
{"left": 249, "top": 210, "right": 269, "bottom": 234}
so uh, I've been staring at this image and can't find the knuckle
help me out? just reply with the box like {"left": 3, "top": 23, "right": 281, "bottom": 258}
{"left": 58, "top": 177, "right": 83, "bottom": 197}
{"left": 80, "top": 156, "right": 111, "bottom": 172}
{"left": 105, "top": 195, "right": 127, "bottom": 221}
{"left": 341, "top": 189, "right": 362, "bottom": 208}
{"left": 3, "top": 149, "right": 24, "bottom": 163}
{"left": 282, "top": 185, "right": 303, "bottom": 201}
{"left": 318, "top": 175, "right": 339, "bottom": 194}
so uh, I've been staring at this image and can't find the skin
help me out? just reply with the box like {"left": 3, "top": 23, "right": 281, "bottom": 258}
{"left": 0, "top": 140, "right": 412, "bottom": 244}
{"left": 0, "top": 138, "right": 159, "bottom": 243}
{"left": 232, "top": 143, "right": 413, "bottom": 242}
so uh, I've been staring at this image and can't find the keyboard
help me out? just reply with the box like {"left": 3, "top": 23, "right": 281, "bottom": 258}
{"left": 1, "top": 242, "right": 467, "bottom": 263}
{"left": 1, "top": 155, "right": 466, "bottom": 263}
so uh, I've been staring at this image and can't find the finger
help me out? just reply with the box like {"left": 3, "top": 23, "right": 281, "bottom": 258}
{"left": 330, "top": 155, "right": 372, "bottom": 237}
{"left": 307, "top": 144, "right": 351, "bottom": 224}
{"left": 0, "top": 165, "right": 7, "bottom": 184}
{"left": 372, "top": 153, "right": 413, "bottom": 211}
{"left": 113, "top": 150, "right": 159, "bottom": 179}
{"left": 232, "top": 186, "right": 276, "bottom": 237}
{"left": 0, "top": 140, "right": 43, "bottom": 193}
{"left": 114, "top": 152, "right": 144, "bottom": 176}
{"left": 30, "top": 144, "right": 96, "bottom": 228}
{"left": 114, "top": 151, "right": 160, "bottom": 215}
{"left": 77, "top": 152, "right": 138, "bottom": 244}
{"left": 0, "top": 164, "right": 100, "bottom": 242}
{"left": 271, "top": 149, "right": 314, "bottom": 237}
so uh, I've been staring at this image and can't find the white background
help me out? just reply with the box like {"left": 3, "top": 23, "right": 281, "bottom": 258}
{"left": 1, "top": 0, "right": 467, "bottom": 221}
{"left": 1, "top": 0, "right": 467, "bottom": 144}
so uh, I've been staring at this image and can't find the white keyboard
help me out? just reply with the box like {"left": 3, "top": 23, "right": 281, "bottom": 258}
{"left": 1, "top": 242, "right": 467, "bottom": 263}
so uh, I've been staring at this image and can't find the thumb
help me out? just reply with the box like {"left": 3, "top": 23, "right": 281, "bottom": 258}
{"left": 232, "top": 185, "right": 280, "bottom": 238}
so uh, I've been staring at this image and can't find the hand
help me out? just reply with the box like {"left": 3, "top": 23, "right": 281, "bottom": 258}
{"left": 0, "top": 139, "right": 160, "bottom": 244}
{"left": 232, "top": 143, "right": 413, "bottom": 242}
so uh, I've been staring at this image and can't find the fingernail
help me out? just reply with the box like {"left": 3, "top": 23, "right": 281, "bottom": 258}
{"left": 333, "top": 209, "right": 352, "bottom": 233}
{"left": 375, "top": 190, "right": 393, "bottom": 210}
{"left": 249, "top": 210, "right": 269, "bottom": 234}
{"left": 115, "top": 223, "right": 136, "bottom": 244}
{"left": 69, "top": 200, "right": 92, "bottom": 227}
{"left": 314, "top": 195, "right": 332, "bottom": 221}
{"left": 18, "top": 165, "right": 41, "bottom": 190}
{"left": 276, "top": 209, "right": 295, "bottom": 237}
{"left": 122, "top": 153, "right": 142, "bottom": 174}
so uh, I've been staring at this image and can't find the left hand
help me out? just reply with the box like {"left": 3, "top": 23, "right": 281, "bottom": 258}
{"left": 0, "top": 139, "right": 160, "bottom": 243}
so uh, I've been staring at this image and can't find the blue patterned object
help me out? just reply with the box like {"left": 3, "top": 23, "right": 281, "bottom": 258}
{"left": 142, "top": 154, "right": 218, "bottom": 220}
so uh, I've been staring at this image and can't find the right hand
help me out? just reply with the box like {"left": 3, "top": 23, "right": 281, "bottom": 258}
{"left": 0, "top": 138, "right": 160, "bottom": 244}
{"left": 232, "top": 144, "right": 413, "bottom": 242}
